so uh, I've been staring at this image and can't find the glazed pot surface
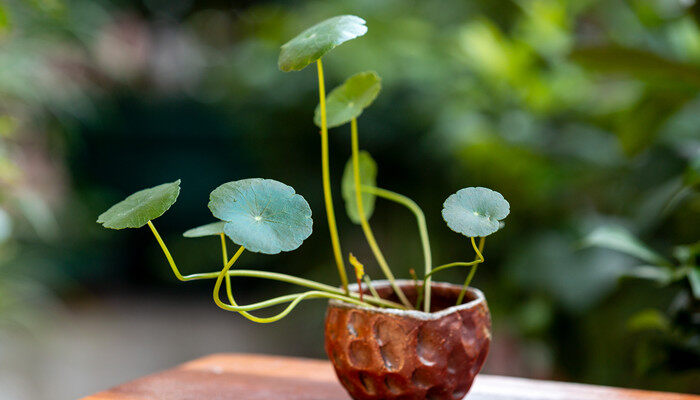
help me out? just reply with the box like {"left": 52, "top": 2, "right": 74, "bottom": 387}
{"left": 324, "top": 280, "right": 491, "bottom": 400}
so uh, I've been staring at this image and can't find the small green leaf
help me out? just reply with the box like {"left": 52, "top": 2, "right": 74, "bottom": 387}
{"left": 442, "top": 187, "right": 510, "bottom": 237}
{"left": 0, "top": 4, "right": 10, "bottom": 37}
{"left": 208, "top": 178, "right": 313, "bottom": 254}
{"left": 97, "top": 180, "right": 180, "bottom": 229}
{"left": 278, "top": 15, "right": 367, "bottom": 72}
{"left": 341, "top": 151, "right": 377, "bottom": 224}
{"left": 183, "top": 221, "right": 225, "bottom": 238}
{"left": 627, "top": 309, "right": 669, "bottom": 332}
{"left": 314, "top": 71, "right": 381, "bottom": 128}
{"left": 582, "top": 225, "right": 670, "bottom": 266}
{"left": 673, "top": 241, "right": 700, "bottom": 265}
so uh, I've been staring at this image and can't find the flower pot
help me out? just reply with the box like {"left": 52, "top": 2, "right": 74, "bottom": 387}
{"left": 324, "top": 280, "right": 491, "bottom": 400}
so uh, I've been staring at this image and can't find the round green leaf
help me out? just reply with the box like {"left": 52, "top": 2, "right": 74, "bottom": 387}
{"left": 208, "top": 178, "right": 313, "bottom": 254}
{"left": 442, "top": 187, "right": 509, "bottom": 237}
{"left": 278, "top": 15, "right": 367, "bottom": 72}
{"left": 314, "top": 71, "right": 381, "bottom": 128}
{"left": 183, "top": 221, "right": 226, "bottom": 238}
{"left": 97, "top": 180, "right": 181, "bottom": 229}
{"left": 341, "top": 151, "right": 377, "bottom": 224}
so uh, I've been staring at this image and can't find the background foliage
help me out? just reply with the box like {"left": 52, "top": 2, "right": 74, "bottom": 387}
{"left": 0, "top": 0, "right": 698, "bottom": 397}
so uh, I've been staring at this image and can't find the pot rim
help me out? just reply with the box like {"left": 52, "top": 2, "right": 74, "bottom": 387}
{"left": 328, "top": 279, "right": 486, "bottom": 321}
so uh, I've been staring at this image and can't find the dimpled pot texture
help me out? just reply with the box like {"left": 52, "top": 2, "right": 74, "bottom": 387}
{"left": 324, "top": 280, "right": 491, "bottom": 400}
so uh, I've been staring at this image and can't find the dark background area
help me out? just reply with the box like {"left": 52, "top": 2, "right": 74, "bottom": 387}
{"left": 0, "top": 0, "right": 698, "bottom": 399}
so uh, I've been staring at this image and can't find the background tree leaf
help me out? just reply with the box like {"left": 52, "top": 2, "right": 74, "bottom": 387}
{"left": 622, "top": 265, "right": 676, "bottom": 284}
{"left": 582, "top": 225, "right": 670, "bottom": 266}
{"left": 208, "top": 178, "right": 312, "bottom": 254}
{"left": 97, "top": 180, "right": 180, "bottom": 229}
{"left": 341, "top": 150, "right": 377, "bottom": 224}
{"left": 182, "top": 221, "right": 225, "bottom": 238}
{"left": 689, "top": 266, "right": 700, "bottom": 300}
{"left": 673, "top": 241, "right": 700, "bottom": 265}
{"left": 278, "top": 15, "right": 367, "bottom": 72}
{"left": 571, "top": 46, "right": 700, "bottom": 89}
{"left": 314, "top": 71, "right": 381, "bottom": 128}
{"left": 507, "top": 232, "right": 633, "bottom": 312}
{"left": 442, "top": 187, "right": 510, "bottom": 237}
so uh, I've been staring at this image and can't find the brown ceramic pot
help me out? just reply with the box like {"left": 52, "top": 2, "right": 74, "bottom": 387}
{"left": 324, "top": 280, "right": 491, "bottom": 400}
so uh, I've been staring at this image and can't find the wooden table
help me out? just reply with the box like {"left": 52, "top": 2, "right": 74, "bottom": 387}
{"left": 81, "top": 353, "right": 698, "bottom": 400}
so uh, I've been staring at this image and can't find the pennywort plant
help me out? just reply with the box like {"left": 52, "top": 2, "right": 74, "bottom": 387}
{"left": 279, "top": 15, "right": 369, "bottom": 297}
{"left": 97, "top": 15, "right": 511, "bottom": 322}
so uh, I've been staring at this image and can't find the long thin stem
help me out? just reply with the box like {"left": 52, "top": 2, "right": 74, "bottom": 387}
{"left": 317, "top": 59, "right": 349, "bottom": 295}
{"left": 220, "top": 233, "right": 236, "bottom": 306}
{"left": 363, "top": 275, "right": 381, "bottom": 300}
{"left": 351, "top": 118, "right": 412, "bottom": 309}
{"left": 415, "top": 237, "right": 484, "bottom": 310}
{"left": 145, "top": 220, "right": 402, "bottom": 309}
{"left": 360, "top": 185, "right": 432, "bottom": 311}
{"left": 456, "top": 237, "right": 485, "bottom": 304}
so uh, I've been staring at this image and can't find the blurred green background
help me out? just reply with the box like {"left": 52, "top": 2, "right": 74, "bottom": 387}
{"left": 0, "top": 0, "right": 698, "bottom": 398}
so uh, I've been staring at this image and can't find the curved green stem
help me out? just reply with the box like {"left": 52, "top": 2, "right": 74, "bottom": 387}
{"left": 221, "top": 233, "right": 236, "bottom": 306}
{"left": 351, "top": 118, "right": 412, "bottom": 309}
{"left": 217, "top": 290, "right": 370, "bottom": 323}
{"left": 317, "top": 59, "right": 349, "bottom": 295}
{"left": 217, "top": 291, "right": 320, "bottom": 311}
{"left": 213, "top": 247, "right": 373, "bottom": 323}
{"left": 416, "top": 237, "right": 484, "bottom": 310}
{"left": 222, "top": 270, "right": 402, "bottom": 309}
{"left": 456, "top": 237, "right": 485, "bottom": 305}
{"left": 145, "top": 220, "right": 402, "bottom": 309}
{"left": 360, "top": 185, "right": 432, "bottom": 311}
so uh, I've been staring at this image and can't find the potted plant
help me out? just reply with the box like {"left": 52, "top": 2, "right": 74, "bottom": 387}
{"left": 97, "top": 15, "right": 510, "bottom": 400}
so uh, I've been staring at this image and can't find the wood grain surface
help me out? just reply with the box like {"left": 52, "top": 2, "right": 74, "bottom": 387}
{"left": 81, "top": 353, "right": 699, "bottom": 400}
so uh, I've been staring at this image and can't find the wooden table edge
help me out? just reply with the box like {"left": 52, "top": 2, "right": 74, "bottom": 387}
{"left": 80, "top": 353, "right": 699, "bottom": 400}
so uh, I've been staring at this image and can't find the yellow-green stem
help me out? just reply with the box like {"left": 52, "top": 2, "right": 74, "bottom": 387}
{"left": 363, "top": 275, "right": 381, "bottom": 300}
{"left": 456, "top": 237, "right": 485, "bottom": 304}
{"left": 415, "top": 237, "right": 484, "bottom": 310}
{"left": 220, "top": 233, "right": 236, "bottom": 306}
{"left": 360, "top": 185, "right": 432, "bottom": 311}
{"left": 213, "top": 247, "right": 374, "bottom": 323}
{"left": 145, "top": 220, "right": 402, "bottom": 309}
{"left": 317, "top": 59, "right": 349, "bottom": 295}
{"left": 351, "top": 118, "right": 412, "bottom": 309}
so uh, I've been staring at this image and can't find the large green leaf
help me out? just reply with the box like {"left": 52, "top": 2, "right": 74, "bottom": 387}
{"left": 582, "top": 225, "right": 670, "bottom": 266}
{"left": 341, "top": 151, "right": 377, "bottom": 224}
{"left": 442, "top": 187, "right": 510, "bottom": 237}
{"left": 97, "top": 180, "right": 180, "bottom": 229}
{"left": 183, "top": 221, "right": 225, "bottom": 238}
{"left": 208, "top": 178, "right": 312, "bottom": 254}
{"left": 278, "top": 15, "right": 367, "bottom": 72}
{"left": 314, "top": 71, "right": 381, "bottom": 128}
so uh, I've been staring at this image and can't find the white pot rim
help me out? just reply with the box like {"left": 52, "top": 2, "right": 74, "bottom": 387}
{"left": 328, "top": 279, "right": 487, "bottom": 321}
